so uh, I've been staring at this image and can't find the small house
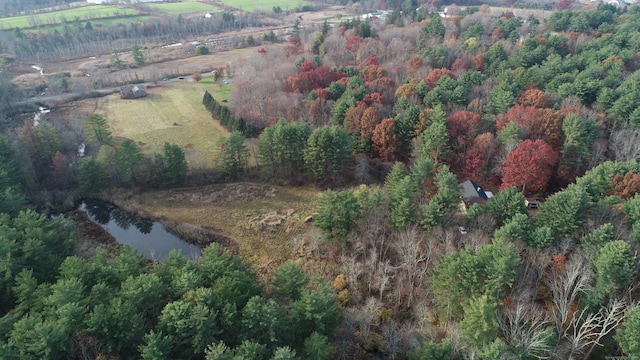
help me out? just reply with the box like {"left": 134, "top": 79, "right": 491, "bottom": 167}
{"left": 205, "top": 12, "right": 216, "bottom": 18}
{"left": 458, "top": 180, "right": 493, "bottom": 210}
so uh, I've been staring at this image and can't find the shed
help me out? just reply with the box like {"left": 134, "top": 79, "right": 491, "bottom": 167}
{"left": 120, "top": 84, "right": 147, "bottom": 99}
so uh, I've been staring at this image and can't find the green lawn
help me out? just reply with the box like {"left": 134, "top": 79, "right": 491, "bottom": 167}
{"left": 197, "top": 77, "right": 232, "bottom": 100}
{"left": 147, "top": 2, "right": 217, "bottom": 14}
{"left": 223, "top": 0, "right": 309, "bottom": 12}
{"left": 97, "top": 82, "right": 229, "bottom": 169}
{"left": 0, "top": 5, "right": 139, "bottom": 29}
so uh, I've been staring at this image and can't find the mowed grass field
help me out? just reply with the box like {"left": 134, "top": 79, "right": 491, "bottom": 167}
{"left": 135, "top": 183, "right": 321, "bottom": 270}
{"left": 147, "top": 1, "right": 217, "bottom": 13}
{"left": 0, "top": 5, "right": 140, "bottom": 29}
{"left": 224, "top": 0, "right": 310, "bottom": 12}
{"left": 96, "top": 81, "right": 228, "bottom": 169}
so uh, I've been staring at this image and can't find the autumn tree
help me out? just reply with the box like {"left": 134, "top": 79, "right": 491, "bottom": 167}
{"left": 500, "top": 139, "right": 559, "bottom": 193}
{"left": 446, "top": 111, "right": 480, "bottom": 147}
{"left": 372, "top": 118, "right": 400, "bottom": 161}
{"left": 50, "top": 151, "right": 70, "bottom": 187}
{"left": 192, "top": 73, "right": 202, "bottom": 83}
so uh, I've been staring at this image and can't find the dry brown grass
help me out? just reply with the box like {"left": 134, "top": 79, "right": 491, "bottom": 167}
{"left": 134, "top": 183, "right": 323, "bottom": 274}
{"left": 96, "top": 82, "right": 229, "bottom": 168}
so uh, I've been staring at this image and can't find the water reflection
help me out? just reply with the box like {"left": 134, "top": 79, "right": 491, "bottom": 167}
{"left": 79, "top": 199, "right": 200, "bottom": 260}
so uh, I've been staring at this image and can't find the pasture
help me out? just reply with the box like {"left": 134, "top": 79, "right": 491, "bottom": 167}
{"left": 224, "top": 0, "right": 310, "bottom": 12}
{"left": 146, "top": 2, "right": 217, "bottom": 14}
{"left": 96, "top": 81, "right": 229, "bottom": 169}
{"left": 0, "top": 5, "right": 140, "bottom": 29}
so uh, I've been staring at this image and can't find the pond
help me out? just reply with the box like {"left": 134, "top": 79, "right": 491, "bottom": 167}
{"left": 79, "top": 199, "right": 201, "bottom": 260}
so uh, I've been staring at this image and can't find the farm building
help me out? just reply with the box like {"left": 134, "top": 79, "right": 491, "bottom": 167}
{"left": 120, "top": 85, "right": 147, "bottom": 99}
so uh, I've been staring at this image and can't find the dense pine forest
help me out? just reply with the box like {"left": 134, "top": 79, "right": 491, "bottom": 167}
{"left": 5, "top": 2, "right": 640, "bottom": 359}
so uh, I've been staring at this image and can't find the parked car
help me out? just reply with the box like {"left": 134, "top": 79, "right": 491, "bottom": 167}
{"left": 178, "top": 76, "right": 185, "bottom": 80}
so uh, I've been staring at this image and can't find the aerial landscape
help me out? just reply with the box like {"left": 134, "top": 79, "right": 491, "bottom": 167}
{"left": 3, "top": 0, "right": 640, "bottom": 359}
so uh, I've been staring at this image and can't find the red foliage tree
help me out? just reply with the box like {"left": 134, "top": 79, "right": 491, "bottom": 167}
{"left": 360, "top": 54, "right": 379, "bottom": 67}
{"left": 464, "top": 147, "right": 486, "bottom": 180}
{"left": 491, "top": 27, "right": 504, "bottom": 41}
{"left": 300, "top": 60, "right": 314, "bottom": 72}
{"left": 346, "top": 35, "right": 365, "bottom": 52}
{"left": 285, "top": 36, "right": 303, "bottom": 56}
{"left": 446, "top": 111, "right": 481, "bottom": 145}
{"left": 283, "top": 66, "right": 344, "bottom": 93}
{"left": 373, "top": 118, "right": 400, "bottom": 161}
{"left": 424, "top": 68, "right": 455, "bottom": 89}
{"left": 505, "top": 104, "right": 542, "bottom": 137}
{"left": 500, "top": 139, "right": 559, "bottom": 193}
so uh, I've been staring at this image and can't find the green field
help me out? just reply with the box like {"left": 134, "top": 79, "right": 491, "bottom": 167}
{"left": 147, "top": 2, "right": 217, "bottom": 13}
{"left": 224, "top": 0, "right": 309, "bottom": 12}
{"left": 97, "top": 82, "right": 229, "bottom": 169}
{"left": 197, "top": 77, "right": 232, "bottom": 100}
{"left": 0, "top": 5, "right": 140, "bottom": 29}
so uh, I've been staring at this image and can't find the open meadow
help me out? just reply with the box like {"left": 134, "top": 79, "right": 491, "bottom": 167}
{"left": 134, "top": 183, "right": 324, "bottom": 274}
{"left": 0, "top": 5, "right": 140, "bottom": 30}
{"left": 224, "top": 0, "right": 311, "bottom": 12}
{"left": 146, "top": 1, "right": 217, "bottom": 14}
{"left": 96, "top": 81, "right": 229, "bottom": 169}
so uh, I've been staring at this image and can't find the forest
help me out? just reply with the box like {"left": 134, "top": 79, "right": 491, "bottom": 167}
{"left": 5, "top": 1, "right": 640, "bottom": 359}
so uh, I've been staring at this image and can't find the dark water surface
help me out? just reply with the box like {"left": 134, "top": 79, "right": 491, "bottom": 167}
{"left": 79, "top": 199, "right": 201, "bottom": 260}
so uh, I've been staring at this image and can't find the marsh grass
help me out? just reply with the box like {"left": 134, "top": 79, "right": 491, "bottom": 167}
{"left": 134, "top": 183, "right": 321, "bottom": 273}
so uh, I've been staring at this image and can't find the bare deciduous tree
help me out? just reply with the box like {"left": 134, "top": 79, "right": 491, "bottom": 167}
{"left": 564, "top": 297, "right": 627, "bottom": 360}
{"left": 500, "top": 301, "right": 553, "bottom": 359}
{"left": 609, "top": 129, "right": 640, "bottom": 162}
{"left": 545, "top": 253, "right": 592, "bottom": 333}
{"left": 392, "top": 225, "right": 431, "bottom": 306}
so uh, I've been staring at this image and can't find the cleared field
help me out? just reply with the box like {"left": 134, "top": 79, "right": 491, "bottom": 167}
{"left": 225, "top": 0, "right": 310, "bottom": 12}
{"left": 147, "top": 2, "right": 217, "bottom": 13}
{"left": 0, "top": 5, "right": 140, "bottom": 29}
{"left": 135, "top": 183, "right": 321, "bottom": 270}
{"left": 96, "top": 81, "right": 229, "bottom": 169}
{"left": 197, "top": 77, "right": 232, "bottom": 100}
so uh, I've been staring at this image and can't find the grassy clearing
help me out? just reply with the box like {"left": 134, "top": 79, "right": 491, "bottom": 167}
{"left": 96, "top": 81, "right": 229, "bottom": 169}
{"left": 197, "top": 77, "right": 232, "bottom": 100}
{"left": 225, "top": 0, "right": 309, "bottom": 12}
{"left": 147, "top": 2, "right": 217, "bottom": 13}
{"left": 0, "top": 5, "right": 139, "bottom": 29}
{"left": 135, "top": 183, "right": 321, "bottom": 271}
